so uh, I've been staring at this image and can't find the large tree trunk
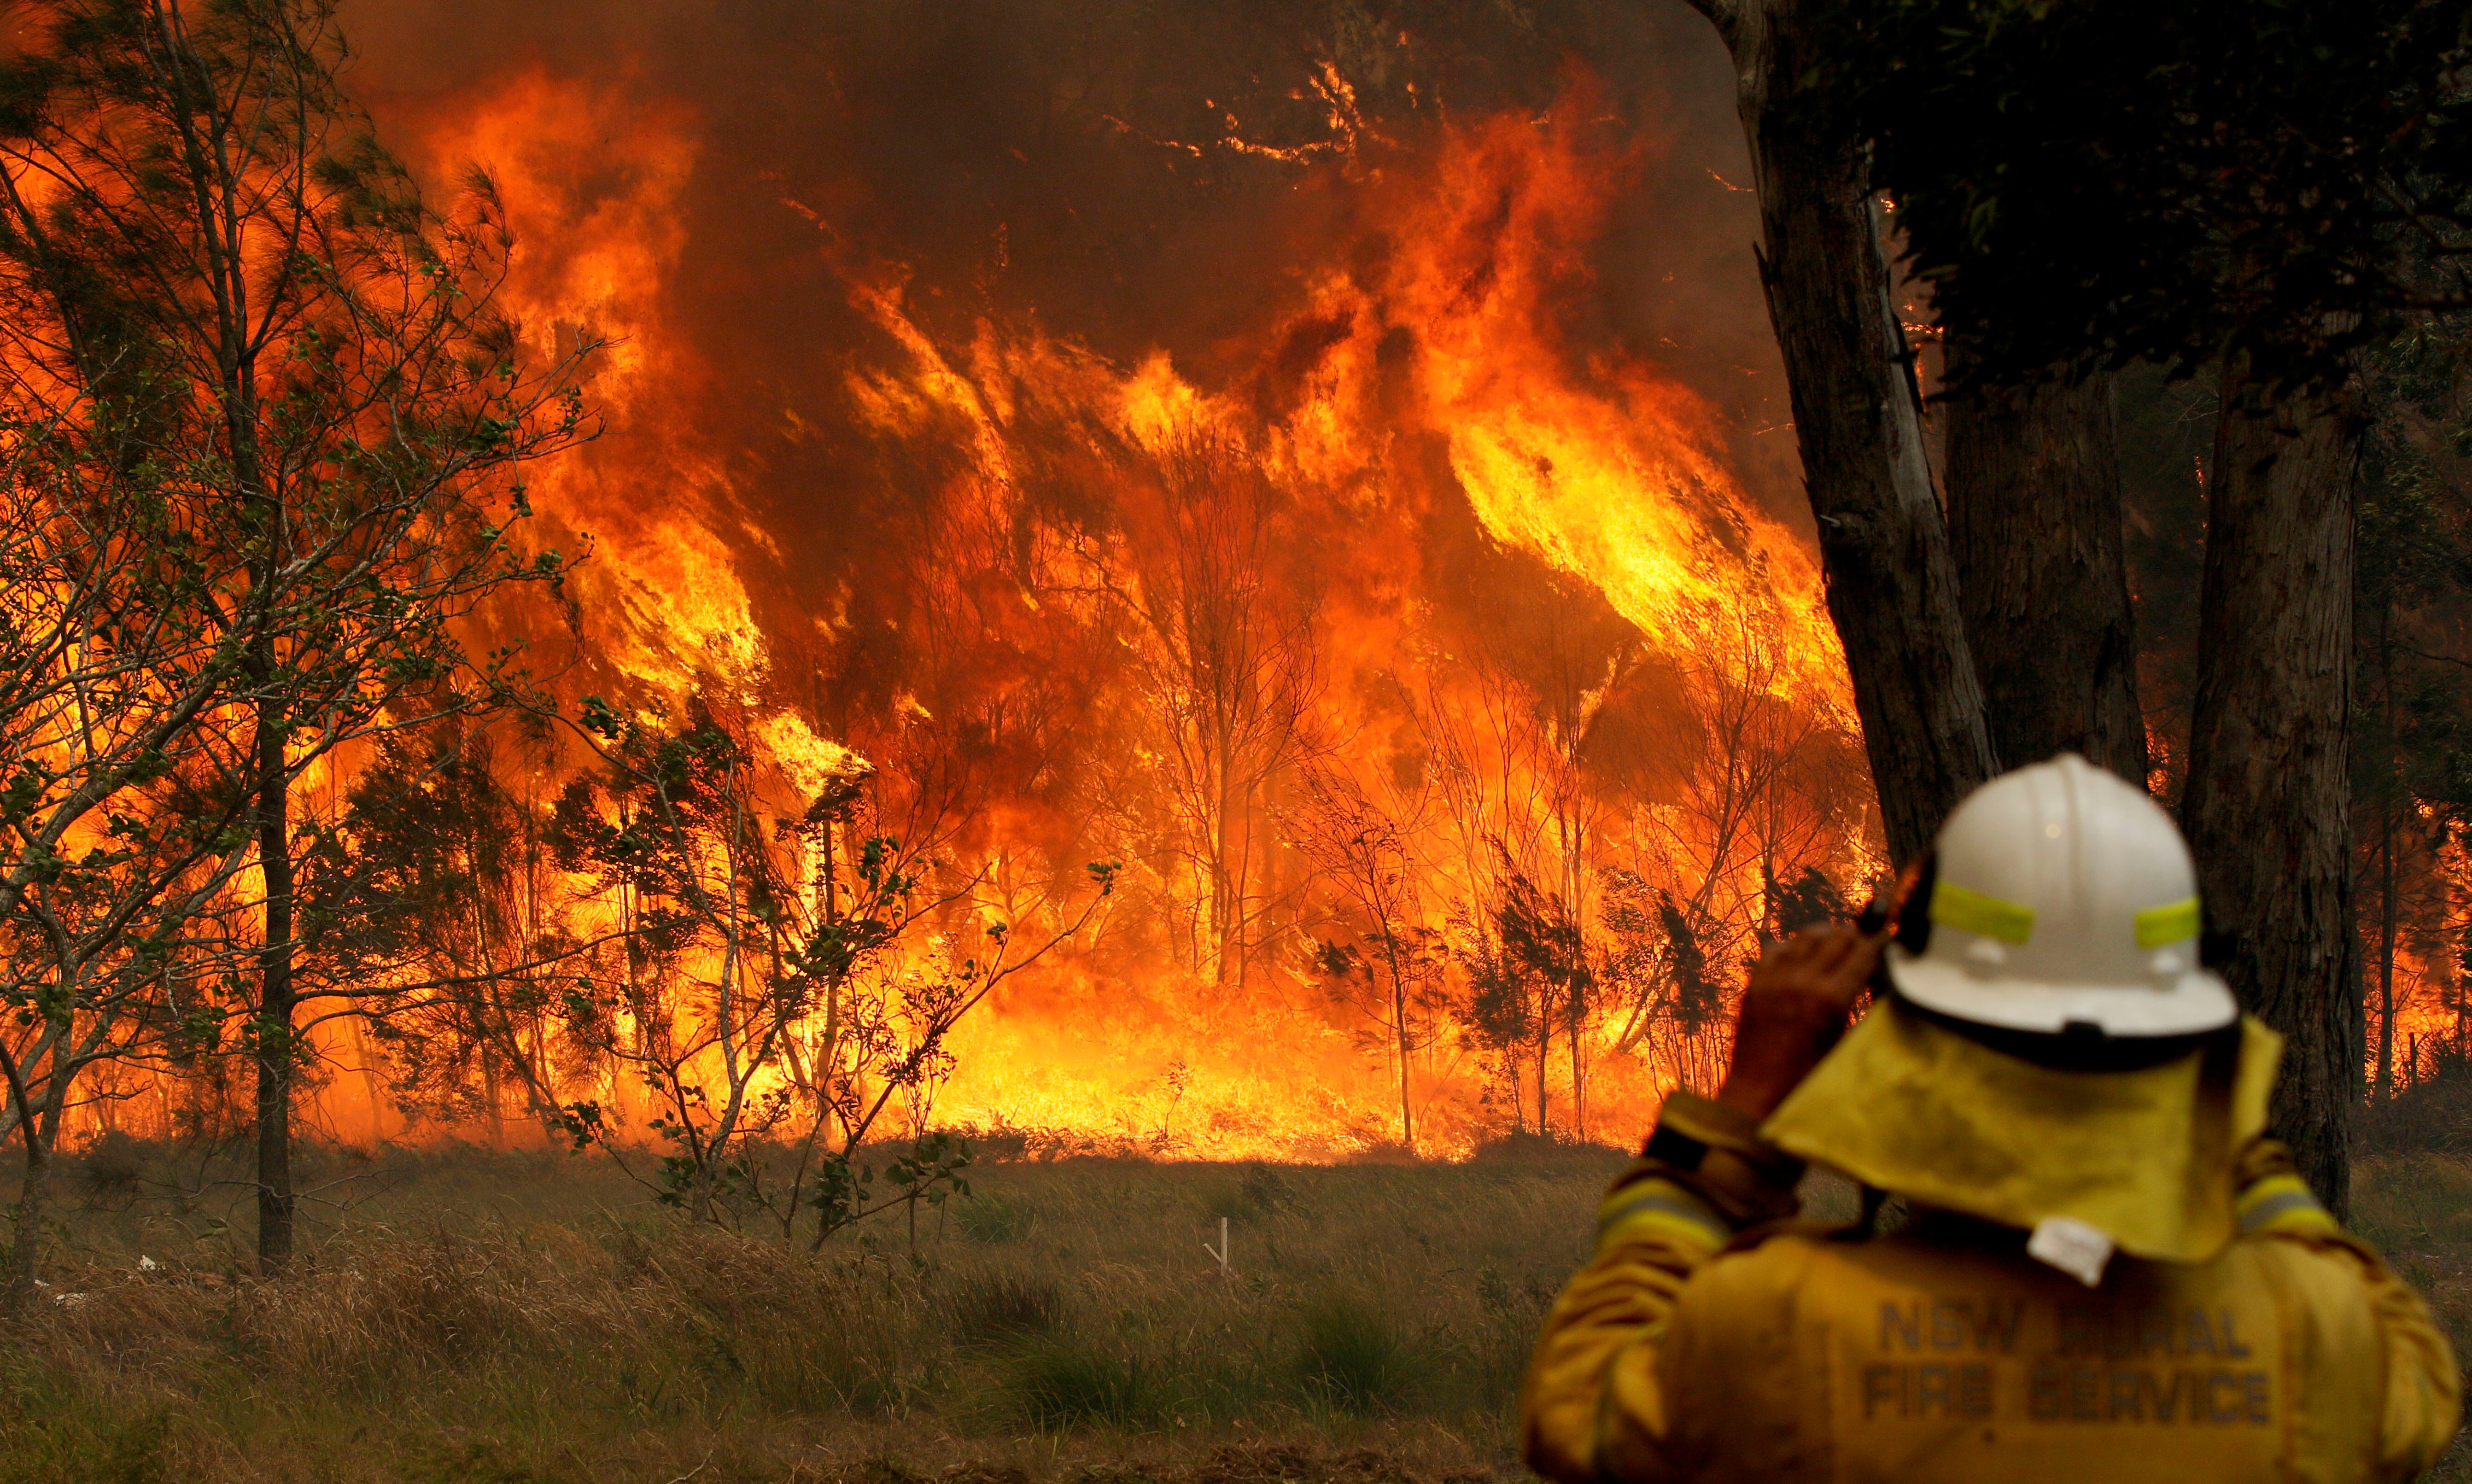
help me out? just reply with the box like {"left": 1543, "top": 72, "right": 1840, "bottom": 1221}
{"left": 2180, "top": 364, "right": 2361, "bottom": 1216}
{"left": 1945, "top": 363, "right": 2149, "bottom": 784}
{"left": 1688, "top": 0, "right": 1997, "bottom": 865}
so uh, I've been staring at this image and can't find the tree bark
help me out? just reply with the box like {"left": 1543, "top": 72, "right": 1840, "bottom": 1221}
{"left": 1382, "top": 938, "right": 1415, "bottom": 1155}
{"left": 2378, "top": 802, "right": 2397, "bottom": 1103}
{"left": 1536, "top": 997, "right": 1551, "bottom": 1139}
{"left": 1688, "top": 0, "right": 1997, "bottom": 865}
{"left": 1945, "top": 362, "right": 2149, "bottom": 783}
{"left": 253, "top": 692, "right": 297, "bottom": 1273}
{"left": 7, "top": 1127, "right": 50, "bottom": 1315}
{"left": 2375, "top": 601, "right": 2398, "bottom": 1105}
{"left": 2180, "top": 364, "right": 2361, "bottom": 1216}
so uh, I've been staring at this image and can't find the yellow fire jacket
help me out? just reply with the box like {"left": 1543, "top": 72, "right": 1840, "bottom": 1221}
{"left": 1523, "top": 1120, "right": 2460, "bottom": 1483}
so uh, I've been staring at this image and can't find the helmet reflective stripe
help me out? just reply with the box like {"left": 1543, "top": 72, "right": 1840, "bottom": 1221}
{"left": 1932, "top": 882, "right": 2201, "bottom": 952}
{"left": 2134, "top": 895, "right": 2201, "bottom": 949}
{"left": 1930, "top": 878, "right": 2036, "bottom": 945}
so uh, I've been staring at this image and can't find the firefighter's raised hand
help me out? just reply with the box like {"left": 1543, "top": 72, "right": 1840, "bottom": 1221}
{"left": 1715, "top": 922, "right": 1884, "bottom": 1122}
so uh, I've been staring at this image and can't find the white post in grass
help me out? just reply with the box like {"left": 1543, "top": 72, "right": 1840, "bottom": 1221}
{"left": 1204, "top": 1215, "right": 1230, "bottom": 1279}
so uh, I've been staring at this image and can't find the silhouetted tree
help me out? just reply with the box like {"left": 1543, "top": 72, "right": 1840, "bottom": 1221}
{"left": 0, "top": 0, "right": 596, "bottom": 1268}
{"left": 1675, "top": 0, "right": 1998, "bottom": 868}
{"left": 1115, "top": 425, "right": 1320, "bottom": 991}
{"left": 1295, "top": 764, "right": 1446, "bottom": 1152}
{"left": 1803, "top": 0, "right": 2472, "bottom": 1215}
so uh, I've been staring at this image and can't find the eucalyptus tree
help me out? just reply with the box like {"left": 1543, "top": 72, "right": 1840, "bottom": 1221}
{"left": 1803, "top": 0, "right": 2472, "bottom": 1210}
{"left": 548, "top": 697, "right": 1116, "bottom": 1244}
{"left": 2352, "top": 315, "right": 2472, "bottom": 1103}
{"left": 0, "top": 0, "right": 597, "bottom": 1271}
{"left": 1294, "top": 761, "right": 1446, "bottom": 1155}
{"left": 0, "top": 391, "right": 273, "bottom": 1309}
{"left": 1675, "top": 0, "right": 1999, "bottom": 869}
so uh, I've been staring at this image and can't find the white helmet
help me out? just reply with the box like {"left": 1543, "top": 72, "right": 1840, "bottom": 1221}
{"left": 1886, "top": 753, "right": 2238, "bottom": 1039}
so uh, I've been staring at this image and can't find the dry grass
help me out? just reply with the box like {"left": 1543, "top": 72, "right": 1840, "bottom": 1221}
{"left": 2353, "top": 1148, "right": 2472, "bottom": 1483}
{"left": 11, "top": 1130, "right": 2469, "bottom": 1481}
{"left": 0, "top": 1140, "right": 1625, "bottom": 1483}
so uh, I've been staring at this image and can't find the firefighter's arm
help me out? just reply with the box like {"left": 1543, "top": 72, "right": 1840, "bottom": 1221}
{"left": 1522, "top": 924, "right": 1875, "bottom": 1484}
{"left": 2234, "top": 1139, "right": 2463, "bottom": 1478}
{"left": 2361, "top": 1250, "right": 2464, "bottom": 1480}
{"left": 1520, "top": 1092, "right": 1802, "bottom": 1484}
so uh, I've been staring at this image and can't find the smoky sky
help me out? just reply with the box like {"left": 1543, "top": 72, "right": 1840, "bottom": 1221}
{"left": 331, "top": 0, "right": 1803, "bottom": 761}
{"left": 343, "top": 0, "right": 1789, "bottom": 491}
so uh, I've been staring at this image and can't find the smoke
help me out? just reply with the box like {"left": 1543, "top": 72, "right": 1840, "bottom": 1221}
{"left": 345, "top": 4, "right": 1788, "bottom": 477}
{"left": 343, "top": 0, "right": 1796, "bottom": 711}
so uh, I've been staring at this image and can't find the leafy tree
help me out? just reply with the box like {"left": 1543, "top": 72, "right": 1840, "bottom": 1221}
{"left": 1599, "top": 867, "right": 1730, "bottom": 1097}
{"left": 1807, "top": 0, "right": 2472, "bottom": 389}
{"left": 1455, "top": 917, "right": 1537, "bottom": 1139}
{"left": 293, "top": 720, "right": 621, "bottom": 1140}
{"left": 551, "top": 697, "right": 1116, "bottom": 1243}
{"left": 0, "top": 0, "right": 597, "bottom": 1268}
{"left": 1800, "top": 0, "right": 2472, "bottom": 1214}
{"left": 1764, "top": 865, "right": 1847, "bottom": 941}
{"left": 547, "top": 701, "right": 838, "bottom": 1225}
{"left": 1481, "top": 858, "right": 1590, "bottom": 1140}
{"left": 2354, "top": 313, "right": 2472, "bottom": 1099}
{"left": 0, "top": 410, "right": 272, "bottom": 1309}
{"left": 1294, "top": 763, "right": 1447, "bottom": 1154}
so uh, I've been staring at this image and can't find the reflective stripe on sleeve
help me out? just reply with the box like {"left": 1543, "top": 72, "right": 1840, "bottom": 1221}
{"left": 2238, "top": 1172, "right": 2336, "bottom": 1234}
{"left": 1595, "top": 1178, "right": 1730, "bottom": 1255}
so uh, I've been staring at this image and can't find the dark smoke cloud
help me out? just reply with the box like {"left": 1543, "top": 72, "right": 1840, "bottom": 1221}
{"left": 343, "top": 0, "right": 1791, "bottom": 501}
{"left": 336, "top": 0, "right": 1800, "bottom": 794}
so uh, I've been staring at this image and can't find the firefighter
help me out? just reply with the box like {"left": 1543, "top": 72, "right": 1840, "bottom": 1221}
{"left": 1523, "top": 754, "right": 2460, "bottom": 1482}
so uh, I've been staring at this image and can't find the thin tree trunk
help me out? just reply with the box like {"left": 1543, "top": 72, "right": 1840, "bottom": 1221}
{"left": 254, "top": 693, "right": 297, "bottom": 1273}
{"left": 2378, "top": 806, "right": 2397, "bottom": 1103}
{"left": 1536, "top": 992, "right": 1551, "bottom": 1140}
{"left": 1570, "top": 1006, "right": 1585, "bottom": 1145}
{"left": 1381, "top": 938, "right": 1415, "bottom": 1155}
{"left": 1214, "top": 744, "right": 1241, "bottom": 992}
{"left": 7, "top": 1124, "right": 50, "bottom": 1315}
{"left": 2180, "top": 362, "right": 2361, "bottom": 1216}
{"left": 353, "top": 1016, "right": 388, "bottom": 1146}
{"left": 480, "top": 1043, "right": 506, "bottom": 1150}
{"left": 1563, "top": 824, "right": 1588, "bottom": 1144}
{"left": 2376, "top": 602, "right": 2398, "bottom": 1104}
{"left": 1686, "top": 0, "right": 1997, "bottom": 866}
{"left": 1945, "top": 360, "right": 2148, "bottom": 783}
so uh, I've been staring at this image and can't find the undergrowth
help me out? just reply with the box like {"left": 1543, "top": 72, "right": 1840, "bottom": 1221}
{"left": 19, "top": 1134, "right": 2465, "bottom": 1481}
{"left": 0, "top": 1145, "right": 1616, "bottom": 1483}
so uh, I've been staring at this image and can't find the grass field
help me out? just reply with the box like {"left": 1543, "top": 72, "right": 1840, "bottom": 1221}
{"left": 5, "top": 1132, "right": 2470, "bottom": 1483}
{"left": 0, "top": 1138, "right": 1630, "bottom": 1484}
{"left": 2350, "top": 1150, "right": 2472, "bottom": 1482}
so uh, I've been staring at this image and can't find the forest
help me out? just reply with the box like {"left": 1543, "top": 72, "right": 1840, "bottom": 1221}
{"left": 0, "top": 0, "right": 2469, "bottom": 1478}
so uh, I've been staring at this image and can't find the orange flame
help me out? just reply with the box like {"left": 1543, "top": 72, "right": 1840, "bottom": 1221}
{"left": 251, "top": 59, "right": 1874, "bottom": 1160}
